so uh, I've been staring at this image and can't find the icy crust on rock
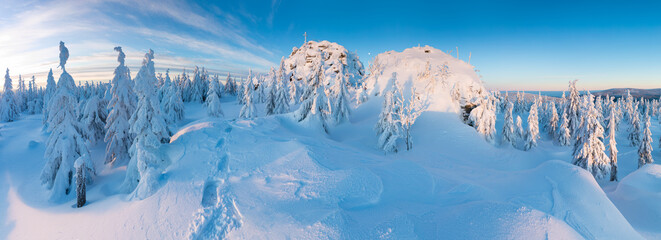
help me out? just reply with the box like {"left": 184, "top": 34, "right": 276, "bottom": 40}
{"left": 365, "top": 46, "right": 487, "bottom": 112}
{"left": 284, "top": 40, "right": 365, "bottom": 85}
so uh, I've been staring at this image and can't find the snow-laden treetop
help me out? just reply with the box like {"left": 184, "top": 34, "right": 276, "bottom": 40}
{"left": 59, "top": 41, "right": 69, "bottom": 71}
{"left": 365, "top": 46, "right": 487, "bottom": 112}
{"left": 114, "top": 46, "right": 126, "bottom": 66}
{"left": 284, "top": 40, "right": 365, "bottom": 85}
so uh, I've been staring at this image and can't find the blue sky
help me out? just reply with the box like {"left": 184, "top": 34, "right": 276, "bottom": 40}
{"left": 1, "top": 0, "right": 660, "bottom": 90}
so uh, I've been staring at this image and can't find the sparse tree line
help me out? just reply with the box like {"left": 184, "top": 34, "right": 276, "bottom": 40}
{"left": 0, "top": 41, "right": 369, "bottom": 207}
{"left": 492, "top": 80, "right": 655, "bottom": 181}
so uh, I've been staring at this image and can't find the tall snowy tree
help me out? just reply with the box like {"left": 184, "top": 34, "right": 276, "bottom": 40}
{"left": 239, "top": 78, "right": 257, "bottom": 119}
{"left": 294, "top": 66, "right": 330, "bottom": 132}
{"left": 121, "top": 49, "right": 170, "bottom": 200}
{"left": 547, "top": 101, "right": 559, "bottom": 137}
{"left": 397, "top": 87, "right": 424, "bottom": 151}
{"left": 573, "top": 94, "right": 610, "bottom": 179}
{"left": 42, "top": 68, "right": 57, "bottom": 126}
{"left": 567, "top": 80, "right": 581, "bottom": 138}
{"left": 376, "top": 78, "right": 401, "bottom": 153}
{"left": 223, "top": 73, "right": 237, "bottom": 95}
{"left": 273, "top": 62, "right": 290, "bottom": 114}
{"left": 190, "top": 66, "right": 204, "bottom": 103}
{"left": 206, "top": 78, "right": 224, "bottom": 117}
{"left": 264, "top": 74, "right": 277, "bottom": 116}
{"left": 162, "top": 73, "right": 185, "bottom": 125}
{"left": 607, "top": 106, "right": 618, "bottom": 181}
{"left": 1, "top": 69, "right": 20, "bottom": 122}
{"left": 515, "top": 115, "right": 524, "bottom": 147}
{"left": 638, "top": 109, "right": 653, "bottom": 168}
{"left": 81, "top": 95, "right": 106, "bottom": 144}
{"left": 628, "top": 103, "right": 641, "bottom": 147}
{"left": 523, "top": 101, "right": 540, "bottom": 150}
{"left": 105, "top": 46, "right": 136, "bottom": 166}
{"left": 355, "top": 82, "right": 368, "bottom": 105}
{"left": 331, "top": 71, "right": 351, "bottom": 124}
{"left": 41, "top": 41, "right": 95, "bottom": 202}
{"left": 501, "top": 101, "right": 516, "bottom": 147}
{"left": 557, "top": 108, "right": 572, "bottom": 146}
{"left": 470, "top": 96, "right": 496, "bottom": 143}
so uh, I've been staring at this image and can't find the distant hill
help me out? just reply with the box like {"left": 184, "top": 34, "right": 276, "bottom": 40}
{"left": 593, "top": 88, "right": 661, "bottom": 100}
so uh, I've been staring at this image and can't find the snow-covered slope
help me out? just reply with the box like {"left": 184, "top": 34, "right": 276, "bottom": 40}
{"left": 0, "top": 98, "right": 649, "bottom": 239}
{"left": 285, "top": 40, "right": 365, "bottom": 85}
{"left": 365, "top": 46, "right": 487, "bottom": 112}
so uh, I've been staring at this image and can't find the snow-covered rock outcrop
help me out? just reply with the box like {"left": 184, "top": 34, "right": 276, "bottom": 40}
{"left": 284, "top": 40, "right": 365, "bottom": 85}
{"left": 365, "top": 46, "right": 487, "bottom": 112}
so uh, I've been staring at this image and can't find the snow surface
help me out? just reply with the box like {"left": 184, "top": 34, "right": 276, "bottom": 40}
{"left": 0, "top": 97, "right": 658, "bottom": 239}
{"left": 1, "top": 45, "right": 660, "bottom": 239}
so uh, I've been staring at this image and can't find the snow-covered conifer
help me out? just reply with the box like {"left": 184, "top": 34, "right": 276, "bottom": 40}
{"left": 516, "top": 115, "right": 524, "bottom": 145}
{"left": 470, "top": 96, "right": 496, "bottom": 143}
{"left": 548, "top": 101, "right": 559, "bottom": 137}
{"left": 501, "top": 101, "right": 516, "bottom": 147}
{"left": 239, "top": 77, "right": 257, "bottom": 119}
{"left": 223, "top": 73, "right": 237, "bottom": 95}
{"left": 206, "top": 78, "right": 223, "bottom": 117}
{"left": 294, "top": 66, "right": 331, "bottom": 131}
{"left": 376, "top": 80, "right": 401, "bottom": 153}
{"left": 638, "top": 108, "right": 653, "bottom": 168}
{"left": 273, "top": 61, "right": 290, "bottom": 114}
{"left": 330, "top": 70, "right": 351, "bottom": 124}
{"left": 42, "top": 41, "right": 95, "bottom": 201}
{"left": 523, "top": 101, "right": 540, "bottom": 150}
{"left": 1, "top": 69, "right": 20, "bottom": 122}
{"left": 567, "top": 80, "right": 581, "bottom": 137}
{"left": 162, "top": 81, "right": 185, "bottom": 124}
{"left": 628, "top": 103, "right": 641, "bottom": 147}
{"left": 121, "top": 49, "right": 169, "bottom": 200}
{"left": 355, "top": 82, "right": 368, "bottom": 105}
{"left": 607, "top": 106, "right": 618, "bottom": 181}
{"left": 573, "top": 94, "right": 610, "bottom": 179}
{"left": 74, "top": 154, "right": 93, "bottom": 208}
{"left": 557, "top": 108, "right": 571, "bottom": 146}
{"left": 104, "top": 46, "right": 136, "bottom": 166}
{"left": 81, "top": 96, "right": 106, "bottom": 144}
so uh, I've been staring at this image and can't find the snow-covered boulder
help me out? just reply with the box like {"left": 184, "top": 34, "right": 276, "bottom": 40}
{"left": 284, "top": 40, "right": 365, "bottom": 85}
{"left": 365, "top": 46, "right": 487, "bottom": 113}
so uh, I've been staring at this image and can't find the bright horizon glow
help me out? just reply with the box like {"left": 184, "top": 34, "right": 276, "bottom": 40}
{"left": 1, "top": 0, "right": 660, "bottom": 91}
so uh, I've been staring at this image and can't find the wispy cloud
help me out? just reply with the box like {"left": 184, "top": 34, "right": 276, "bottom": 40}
{"left": 0, "top": 0, "right": 276, "bottom": 85}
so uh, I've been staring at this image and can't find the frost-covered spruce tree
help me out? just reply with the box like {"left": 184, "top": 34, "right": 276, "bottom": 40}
{"left": 573, "top": 94, "right": 610, "bottom": 179}
{"left": 515, "top": 115, "right": 524, "bottom": 147}
{"left": 397, "top": 88, "right": 424, "bottom": 150}
{"left": 548, "top": 101, "right": 559, "bottom": 137}
{"left": 223, "top": 73, "right": 237, "bottom": 95}
{"left": 239, "top": 78, "right": 257, "bottom": 119}
{"left": 288, "top": 72, "right": 298, "bottom": 105}
{"left": 206, "top": 78, "right": 223, "bottom": 117}
{"left": 264, "top": 75, "right": 277, "bottom": 116}
{"left": 121, "top": 49, "right": 169, "bottom": 200}
{"left": 376, "top": 81, "right": 401, "bottom": 153}
{"left": 294, "top": 66, "right": 330, "bottom": 132}
{"left": 41, "top": 41, "right": 95, "bottom": 202}
{"left": 567, "top": 80, "right": 581, "bottom": 137}
{"left": 190, "top": 66, "right": 204, "bottom": 103}
{"left": 211, "top": 74, "right": 222, "bottom": 99}
{"left": 105, "top": 47, "right": 136, "bottom": 166}
{"left": 523, "top": 101, "right": 540, "bottom": 150}
{"left": 501, "top": 101, "right": 516, "bottom": 147}
{"left": 273, "top": 62, "right": 290, "bottom": 114}
{"left": 355, "top": 82, "right": 368, "bottom": 105}
{"left": 81, "top": 95, "right": 106, "bottom": 144}
{"left": 163, "top": 79, "right": 185, "bottom": 125}
{"left": 628, "top": 103, "right": 641, "bottom": 147}
{"left": 557, "top": 108, "right": 571, "bottom": 146}
{"left": 1, "top": 69, "right": 20, "bottom": 122}
{"left": 638, "top": 109, "right": 653, "bottom": 168}
{"left": 606, "top": 106, "right": 618, "bottom": 181}
{"left": 331, "top": 71, "right": 351, "bottom": 124}
{"left": 43, "top": 68, "right": 57, "bottom": 125}
{"left": 376, "top": 76, "right": 401, "bottom": 135}
{"left": 470, "top": 96, "right": 496, "bottom": 143}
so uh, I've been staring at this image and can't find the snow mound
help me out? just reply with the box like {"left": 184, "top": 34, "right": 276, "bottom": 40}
{"left": 365, "top": 46, "right": 487, "bottom": 112}
{"left": 609, "top": 164, "right": 661, "bottom": 239}
{"left": 285, "top": 40, "right": 365, "bottom": 85}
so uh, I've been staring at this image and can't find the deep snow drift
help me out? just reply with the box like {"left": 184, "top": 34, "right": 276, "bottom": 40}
{"left": 1, "top": 44, "right": 660, "bottom": 240}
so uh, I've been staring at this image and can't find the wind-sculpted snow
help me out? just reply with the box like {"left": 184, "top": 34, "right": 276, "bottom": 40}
{"left": 609, "top": 164, "right": 661, "bottom": 239}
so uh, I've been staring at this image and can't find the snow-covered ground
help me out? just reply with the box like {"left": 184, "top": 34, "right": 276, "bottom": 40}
{"left": 1, "top": 44, "right": 660, "bottom": 240}
{"left": 0, "top": 96, "right": 660, "bottom": 239}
